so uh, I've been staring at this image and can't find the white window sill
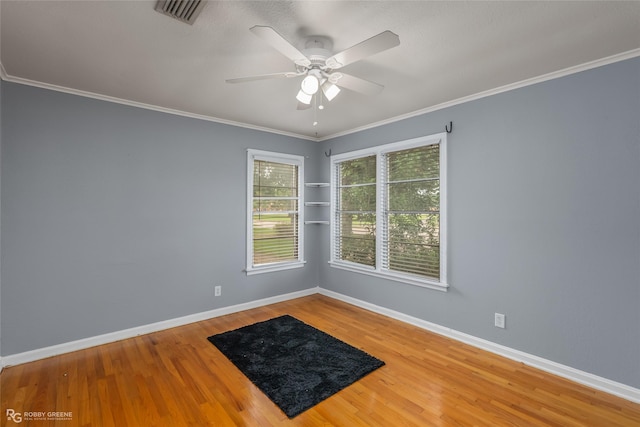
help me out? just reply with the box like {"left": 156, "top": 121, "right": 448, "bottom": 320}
{"left": 246, "top": 261, "right": 306, "bottom": 276}
{"left": 328, "top": 261, "right": 449, "bottom": 292}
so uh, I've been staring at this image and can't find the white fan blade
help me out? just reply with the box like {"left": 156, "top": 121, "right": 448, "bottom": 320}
{"left": 326, "top": 30, "right": 400, "bottom": 69}
{"left": 226, "top": 72, "right": 303, "bottom": 83}
{"left": 250, "top": 26, "right": 311, "bottom": 67}
{"left": 333, "top": 73, "right": 384, "bottom": 96}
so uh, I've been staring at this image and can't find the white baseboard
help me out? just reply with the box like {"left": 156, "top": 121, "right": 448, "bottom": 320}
{"left": 0, "top": 287, "right": 319, "bottom": 368}
{"left": 2, "top": 285, "right": 638, "bottom": 404}
{"left": 318, "top": 288, "right": 640, "bottom": 404}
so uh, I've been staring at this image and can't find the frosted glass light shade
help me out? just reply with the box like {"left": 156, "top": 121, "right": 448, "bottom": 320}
{"left": 300, "top": 75, "right": 319, "bottom": 95}
{"left": 296, "top": 90, "right": 312, "bottom": 104}
{"left": 322, "top": 82, "right": 340, "bottom": 101}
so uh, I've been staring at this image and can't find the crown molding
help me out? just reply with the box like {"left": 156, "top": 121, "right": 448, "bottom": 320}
{"left": 2, "top": 48, "right": 639, "bottom": 143}
{"left": 0, "top": 63, "right": 318, "bottom": 142}
{"left": 318, "top": 48, "right": 640, "bottom": 141}
{"left": 0, "top": 62, "right": 8, "bottom": 80}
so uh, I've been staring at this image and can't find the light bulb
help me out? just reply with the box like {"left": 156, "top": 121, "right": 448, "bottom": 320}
{"left": 322, "top": 82, "right": 340, "bottom": 101}
{"left": 301, "top": 75, "right": 319, "bottom": 95}
{"left": 296, "top": 90, "right": 312, "bottom": 104}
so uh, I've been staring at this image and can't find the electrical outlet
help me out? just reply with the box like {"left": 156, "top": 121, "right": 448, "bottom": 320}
{"left": 494, "top": 313, "right": 506, "bottom": 329}
{"left": 214, "top": 286, "right": 222, "bottom": 297}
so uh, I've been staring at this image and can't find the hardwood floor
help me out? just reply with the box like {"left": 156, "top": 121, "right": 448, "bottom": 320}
{"left": 2, "top": 294, "right": 639, "bottom": 426}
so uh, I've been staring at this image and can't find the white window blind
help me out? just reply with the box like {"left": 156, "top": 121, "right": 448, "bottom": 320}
{"left": 330, "top": 134, "right": 447, "bottom": 291}
{"left": 335, "top": 155, "right": 377, "bottom": 267}
{"left": 247, "top": 150, "right": 304, "bottom": 274}
{"left": 382, "top": 144, "right": 441, "bottom": 279}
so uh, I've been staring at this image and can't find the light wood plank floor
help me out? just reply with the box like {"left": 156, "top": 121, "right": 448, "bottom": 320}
{"left": 1, "top": 294, "right": 639, "bottom": 426}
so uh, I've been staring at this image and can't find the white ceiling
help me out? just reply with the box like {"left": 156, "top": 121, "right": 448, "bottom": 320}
{"left": 1, "top": 1, "right": 639, "bottom": 140}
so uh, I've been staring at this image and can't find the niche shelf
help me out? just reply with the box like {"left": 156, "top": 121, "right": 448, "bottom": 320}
{"left": 304, "top": 182, "right": 330, "bottom": 225}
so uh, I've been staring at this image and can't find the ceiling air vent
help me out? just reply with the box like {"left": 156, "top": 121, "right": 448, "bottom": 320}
{"left": 155, "top": 0, "right": 206, "bottom": 25}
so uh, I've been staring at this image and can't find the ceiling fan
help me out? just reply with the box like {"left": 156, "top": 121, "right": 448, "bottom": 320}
{"left": 226, "top": 26, "right": 400, "bottom": 110}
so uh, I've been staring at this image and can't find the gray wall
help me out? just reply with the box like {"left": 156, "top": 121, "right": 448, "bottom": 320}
{"left": 1, "top": 57, "right": 638, "bottom": 390}
{"left": 0, "top": 79, "right": 3, "bottom": 359}
{"left": 0, "top": 81, "right": 322, "bottom": 355}
{"left": 319, "top": 57, "right": 640, "bottom": 388}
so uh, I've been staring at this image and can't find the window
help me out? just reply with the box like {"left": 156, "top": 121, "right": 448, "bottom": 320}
{"left": 335, "top": 155, "right": 377, "bottom": 267}
{"left": 247, "top": 150, "right": 304, "bottom": 275}
{"left": 330, "top": 133, "right": 448, "bottom": 291}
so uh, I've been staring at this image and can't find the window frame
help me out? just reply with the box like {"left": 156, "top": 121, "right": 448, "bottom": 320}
{"left": 329, "top": 133, "right": 448, "bottom": 291}
{"left": 246, "top": 149, "right": 305, "bottom": 275}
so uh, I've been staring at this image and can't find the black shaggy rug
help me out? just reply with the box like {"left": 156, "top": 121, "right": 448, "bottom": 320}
{"left": 207, "top": 314, "right": 385, "bottom": 418}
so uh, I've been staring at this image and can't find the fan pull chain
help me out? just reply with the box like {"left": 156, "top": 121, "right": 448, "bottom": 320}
{"left": 313, "top": 94, "right": 319, "bottom": 126}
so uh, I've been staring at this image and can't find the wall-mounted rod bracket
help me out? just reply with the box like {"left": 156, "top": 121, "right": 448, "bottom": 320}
{"left": 445, "top": 121, "right": 453, "bottom": 133}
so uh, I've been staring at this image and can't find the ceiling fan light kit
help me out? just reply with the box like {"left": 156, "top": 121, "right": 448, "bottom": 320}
{"left": 296, "top": 90, "right": 313, "bottom": 105}
{"left": 300, "top": 74, "right": 320, "bottom": 95}
{"left": 322, "top": 81, "right": 340, "bottom": 101}
{"left": 226, "top": 26, "right": 400, "bottom": 125}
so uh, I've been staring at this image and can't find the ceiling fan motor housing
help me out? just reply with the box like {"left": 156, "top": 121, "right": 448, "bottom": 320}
{"left": 227, "top": 26, "right": 399, "bottom": 104}
{"left": 302, "top": 36, "right": 335, "bottom": 70}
